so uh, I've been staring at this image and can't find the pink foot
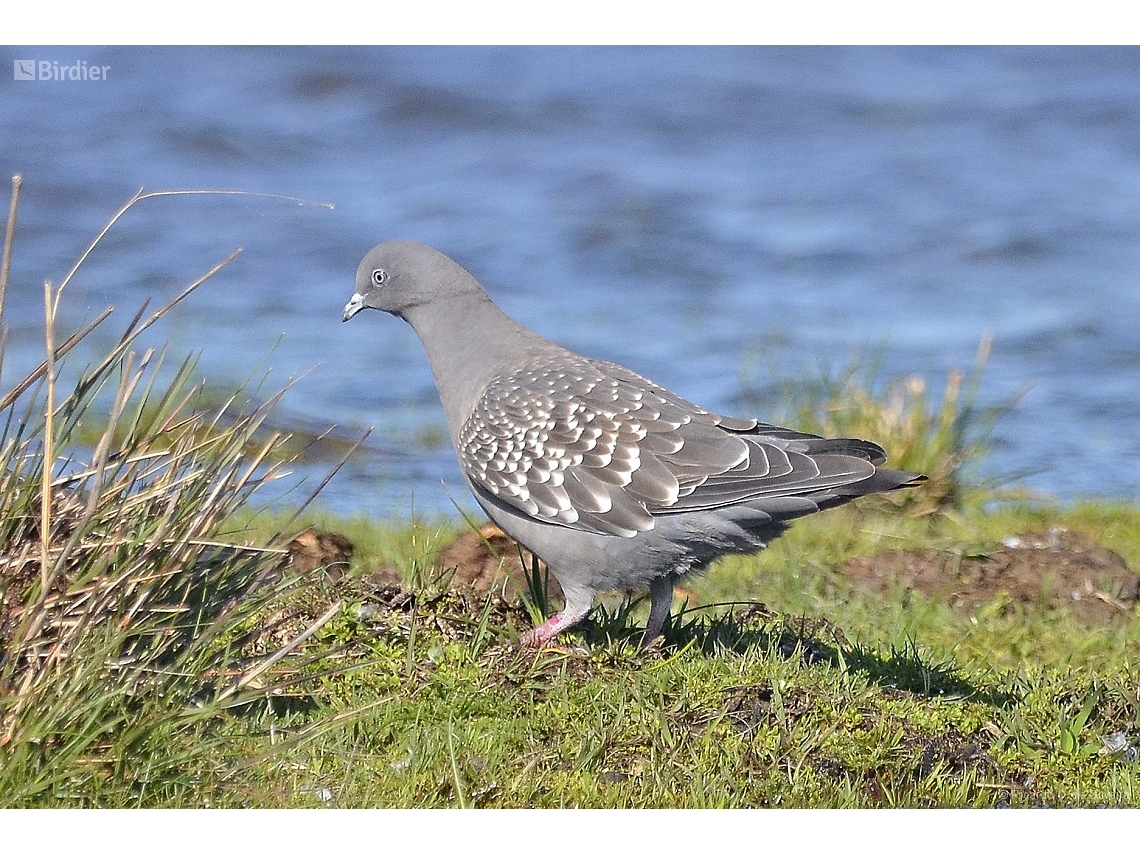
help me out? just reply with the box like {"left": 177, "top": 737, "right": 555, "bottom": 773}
{"left": 519, "top": 611, "right": 586, "bottom": 647}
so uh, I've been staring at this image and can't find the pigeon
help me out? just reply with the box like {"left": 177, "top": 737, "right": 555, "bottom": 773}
{"left": 343, "top": 240, "right": 924, "bottom": 647}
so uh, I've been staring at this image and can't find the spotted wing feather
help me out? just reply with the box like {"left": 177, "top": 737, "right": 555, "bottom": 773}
{"left": 458, "top": 354, "right": 884, "bottom": 537}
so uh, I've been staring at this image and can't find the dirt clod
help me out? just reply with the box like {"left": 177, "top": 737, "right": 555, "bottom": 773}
{"left": 287, "top": 527, "right": 354, "bottom": 579}
{"left": 438, "top": 523, "right": 564, "bottom": 602}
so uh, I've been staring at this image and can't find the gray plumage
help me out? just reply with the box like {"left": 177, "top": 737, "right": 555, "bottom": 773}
{"left": 343, "top": 240, "right": 924, "bottom": 647}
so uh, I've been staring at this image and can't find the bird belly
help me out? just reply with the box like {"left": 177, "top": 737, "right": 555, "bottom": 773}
{"left": 470, "top": 484, "right": 787, "bottom": 599}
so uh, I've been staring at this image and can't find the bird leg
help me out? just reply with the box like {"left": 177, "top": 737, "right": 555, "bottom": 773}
{"left": 520, "top": 580, "right": 594, "bottom": 647}
{"left": 519, "top": 607, "right": 590, "bottom": 647}
{"left": 640, "top": 575, "right": 675, "bottom": 648}
{"left": 520, "top": 577, "right": 677, "bottom": 649}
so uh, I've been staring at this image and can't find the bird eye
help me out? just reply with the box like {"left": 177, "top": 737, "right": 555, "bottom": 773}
{"left": 371, "top": 269, "right": 389, "bottom": 286}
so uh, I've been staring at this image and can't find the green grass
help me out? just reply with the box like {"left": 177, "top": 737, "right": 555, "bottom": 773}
{"left": 2, "top": 179, "right": 1138, "bottom": 808}
{"left": 181, "top": 498, "right": 1138, "bottom": 809}
{"left": 696, "top": 501, "right": 1140, "bottom": 672}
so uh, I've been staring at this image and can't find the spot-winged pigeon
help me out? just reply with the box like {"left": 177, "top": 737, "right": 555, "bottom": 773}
{"left": 343, "top": 240, "right": 924, "bottom": 647}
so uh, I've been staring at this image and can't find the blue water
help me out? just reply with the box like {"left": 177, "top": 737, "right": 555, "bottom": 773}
{"left": 2, "top": 46, "right": 1139, "bottom": 518}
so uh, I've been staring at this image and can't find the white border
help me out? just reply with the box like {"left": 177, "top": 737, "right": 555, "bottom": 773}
{"left": 4, "top": 1, "right": 1140, "bottom": 46}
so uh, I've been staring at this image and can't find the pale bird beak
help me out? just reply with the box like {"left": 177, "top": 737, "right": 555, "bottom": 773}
{"left": 342, "top": 293, "right": 365, "bottom": 322}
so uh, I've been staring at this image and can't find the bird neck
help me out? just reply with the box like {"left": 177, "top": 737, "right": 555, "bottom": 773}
{"left": 403, "top": 291, "right": 555, "bottom": 440}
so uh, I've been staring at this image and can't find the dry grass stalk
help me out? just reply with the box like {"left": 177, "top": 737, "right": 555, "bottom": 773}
{"left": 0, "top": 182, "right": 339, "bottom": 783}
{"left": 772, "top": 333, "right": 1009, "bottom": 516}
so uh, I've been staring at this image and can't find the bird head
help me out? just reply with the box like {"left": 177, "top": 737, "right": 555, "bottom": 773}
{"left": 343, "top": 239, "right": 482, "bottom": 322}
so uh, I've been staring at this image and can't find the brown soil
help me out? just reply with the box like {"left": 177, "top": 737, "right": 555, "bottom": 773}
{"left": 287, "top": 526, "right": 354, "bottom": 579}
{"left": 840, "top": 527, "right": 1139, "bottom": 622}
{"left": 437, "top": 523, "right": 564, "bottom": 603}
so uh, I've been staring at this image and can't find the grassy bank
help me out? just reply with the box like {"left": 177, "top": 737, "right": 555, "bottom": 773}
{"left": 200, "top": 498, "right": 1137, "bottom": 809}
{"left": 1, "top": 182, "right": 1138, "bottom": 808}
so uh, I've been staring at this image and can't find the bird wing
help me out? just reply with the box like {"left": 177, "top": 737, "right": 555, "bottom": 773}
{"left": 458, "top": 354, "right": 883, "bottom": 537}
